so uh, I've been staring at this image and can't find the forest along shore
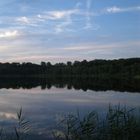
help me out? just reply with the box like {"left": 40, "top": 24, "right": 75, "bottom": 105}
{"left": 0, "top": 58, "right": 140, "bottom": 79}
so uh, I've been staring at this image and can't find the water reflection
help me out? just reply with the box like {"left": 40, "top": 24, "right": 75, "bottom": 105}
{"left": 0, "top": 78, "right": 140, "bottom": 139}
{"left": 0, "top": 77, "right": 140, "bottom": 92}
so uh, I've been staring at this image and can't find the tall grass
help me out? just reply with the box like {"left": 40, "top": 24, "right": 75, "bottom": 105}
{"left": 14, "top": 107, "right": 30, "bottom": 140}
{"left": 54, "top": 105, "right": 140, "bottom": 140}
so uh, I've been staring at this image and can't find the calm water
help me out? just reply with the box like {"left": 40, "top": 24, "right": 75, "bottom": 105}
{"left": 0, "top": 78, "right": 140, "bottom": 139}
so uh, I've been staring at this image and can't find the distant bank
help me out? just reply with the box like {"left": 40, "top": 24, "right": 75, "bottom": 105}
{"left": 0, "top": 58, "right": 140, "bottom": 79}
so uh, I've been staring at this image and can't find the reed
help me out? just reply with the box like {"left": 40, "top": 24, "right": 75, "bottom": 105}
{"left": 54, "top": 105, "right": 140, "bottom": 140}
{"left": 0, "top": 108, "right": 30, "bottom": 140}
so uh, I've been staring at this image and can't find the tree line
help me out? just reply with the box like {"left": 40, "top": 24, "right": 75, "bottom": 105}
{"left": 0, "top": 58, "right": 140, "bottom": 79}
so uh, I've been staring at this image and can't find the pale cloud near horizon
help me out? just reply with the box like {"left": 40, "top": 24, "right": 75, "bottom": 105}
{"left": 62, "top": 40, "right": 140, "bottom": 52}
{"left": 0, "top": 40, "right": 139, "bottom": 63}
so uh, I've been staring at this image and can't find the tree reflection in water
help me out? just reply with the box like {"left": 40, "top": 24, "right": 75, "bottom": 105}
{"left": 0, "top": 77, "right": 140, "bottom": 92}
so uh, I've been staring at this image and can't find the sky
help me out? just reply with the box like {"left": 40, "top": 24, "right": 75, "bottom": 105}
{"left": 0, "top": 0, "right": 139, "bottom": 63}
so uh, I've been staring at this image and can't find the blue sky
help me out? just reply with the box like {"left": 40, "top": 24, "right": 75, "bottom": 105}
{"left": 0, "top": 0, "right": 139, "bottom": 63}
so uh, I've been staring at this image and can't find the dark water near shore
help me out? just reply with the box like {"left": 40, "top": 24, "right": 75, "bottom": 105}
{"left": 0, "top": 77, "right": 140, "bottom": 139}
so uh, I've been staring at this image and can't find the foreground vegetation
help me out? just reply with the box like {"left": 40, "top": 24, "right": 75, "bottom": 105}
{"left": 54, "top": 105, "right": 140, "bottom": 140}
{"left": 0, "top": 105, "right": 140, "bottom": 140}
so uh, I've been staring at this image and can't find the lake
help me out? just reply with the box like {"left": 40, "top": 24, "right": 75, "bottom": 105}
{"left": 0, "top": 77, "right": 140, "bottom": 139}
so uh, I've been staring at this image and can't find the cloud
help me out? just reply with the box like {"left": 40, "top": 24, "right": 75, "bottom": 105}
{"left": 37, "top": 9, "right": 79, "bottom": 21}
{"left": 0, "top": 30, "right": 19, "bottom": 38}
{"left": 62, "top": 40, "right": 140, "bottom": 53}
{"left": 46, "top": 9, "right": 79, "bottom": 20}
{"left": 15, "top": 9, "right": 80, "bottom": 32}
{"left": 84, "top": 0, "right": 92, "bottom": 29}
{"left": 12, "top": 1, "right": 99, "bottom": 34}
{"left": 63, "top": 46, "right": 93, "bottom": 51}
{"left": 37, "top": 9, "right": 79, "bottom": 33}
{"left": 0, "top": 39, "right": 140, "bottom": 63}
{"left": 17, "top": 16, "right": 30, "bottom": 24}
{"left": 106, "top": 6, "right": 121, "bottom": 13}
{"left": 82, "top": 0, "right": 99, "bottom": 30}
{"left": 16, "top": 16, "right": 39, "bottom": 27}
{"left": 54, "top": 14, "right": 73, "bottom": 33}
{"left": 105, "top": 6, "right": 140, "bottom": 13}
{"left": 14, "top": 2, "right": 98, "bottom": 33}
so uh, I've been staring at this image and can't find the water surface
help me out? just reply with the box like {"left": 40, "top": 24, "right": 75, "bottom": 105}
{"left": 0, "top": 78, "right": 140, "bottom": 139}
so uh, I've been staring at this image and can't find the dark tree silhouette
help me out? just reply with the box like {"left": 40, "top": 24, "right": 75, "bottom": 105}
{"left": 0, "top": 58, "right": 139, "bottom": 79}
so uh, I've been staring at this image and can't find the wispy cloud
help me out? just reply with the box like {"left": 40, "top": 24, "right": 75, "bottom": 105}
{"left": 17, "top": 16, "right": 30, "bottom": 24}
{"left": 84, "top": 0, "right": 92, "bottom": 29}
{"left": 43, "top": 9, "right": 79, "bottom": 20}
{"left": 54, "top": 16, "right": 72, "bottom": 33}
{"left": 15, "top": 8, "right": 80, "bottom": 33}
{"left": 16, "top": 16, "right": 40, "bottom": 27}
{"left": 39, "top": 9, "right": 79, "bottom": 33}
{"left": 105, "top": 6, "right": 140, "bottom": 13}
{"left": 14, "top": 2, "right": 99, "bottom": 34}
{"left": 82, "top": 0, "right": 100, "bottom": 30}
